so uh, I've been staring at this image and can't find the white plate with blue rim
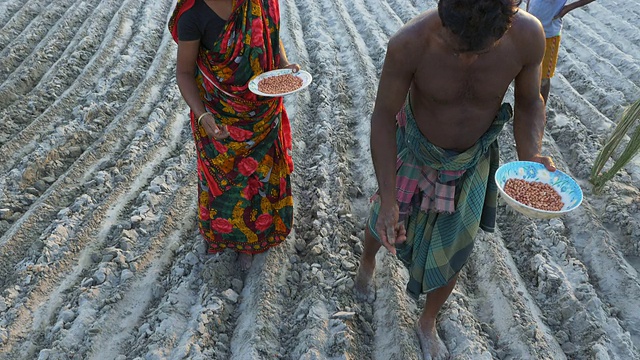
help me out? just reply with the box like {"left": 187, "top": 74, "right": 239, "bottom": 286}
{"left": 495, "top": 161, "right": 583, "bottom": 219}
{"left": 248, "top": 69, "right": 312, "bottom": 97}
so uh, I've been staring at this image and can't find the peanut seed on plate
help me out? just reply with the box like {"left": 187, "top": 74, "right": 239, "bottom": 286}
{"left": 257, "top": 74, "right": 303, "bottom": 94}
{"left": 504, "top": 178, "right": 564, "bottom": 211}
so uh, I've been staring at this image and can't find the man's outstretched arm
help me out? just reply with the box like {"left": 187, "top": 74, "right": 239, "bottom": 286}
{"left": 513, "top": 15, "right": 556, "bottom": 170}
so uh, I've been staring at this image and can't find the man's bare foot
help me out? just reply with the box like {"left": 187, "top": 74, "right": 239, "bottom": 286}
{"left": 238, "top": 252, "right": 253, "bottom": 271}
{"left": 416, "top": 324, "right": 449, "bottom": 360}
{"left": 354, "top": 263, "right": 375, "bottom": 303}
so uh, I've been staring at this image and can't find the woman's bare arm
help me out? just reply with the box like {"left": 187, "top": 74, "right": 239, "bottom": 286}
{"left": 176, "top": 39, "right": 228, "bottom": 139}
{"left": 278, "top": 40, "right": 300, "bottom": 71}
{"left": 176, "top": 40, "right": 207, "bottom": 117}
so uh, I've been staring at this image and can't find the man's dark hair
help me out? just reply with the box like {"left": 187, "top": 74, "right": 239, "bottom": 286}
{"left": 438, "top": 0, "right": 521, "bottom": 52}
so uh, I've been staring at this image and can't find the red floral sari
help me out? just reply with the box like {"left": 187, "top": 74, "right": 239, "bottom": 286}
{"left": 168, "top": 0, "right": 293, "bottom": 254}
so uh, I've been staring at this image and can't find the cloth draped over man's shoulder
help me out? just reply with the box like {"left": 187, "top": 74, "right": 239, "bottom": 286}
{"left": 368, "top": 99, "right": 513, "bottom": 299}
{"left": 167, "top": 0, "right": 295, "bottom": 254}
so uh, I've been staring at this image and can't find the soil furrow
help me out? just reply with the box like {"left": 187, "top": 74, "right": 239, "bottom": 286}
{"left": 0, "top": 0, "right": 131, "bottom": 145}
{"left": 1, "top": 0, "right": 639, "bottom": 358}
{"left": 357, "top": 0, "right": 405, "bottom": 40}
{"left": 558, "top": 33, "right": 639, "bottom": 118}
{"left": 273, "top": 0, "right": 381, "bottom": 357}
{"left": 544, "top": 98, "right": 640, "bottom": 259}
{"left": 384, "top": 0, "right": 421, "bottom": 23}
{"left": 341, "top": 0, "right": 392, "bottom": 67}
{"left": 0, "top": 0, "right": 147, "bottom": 165}
{"left": 569, "top": 9, "right": 640, "bottom": 67}
{"left": 0, "top": 0, "right": 96, "bottom": 103}
{"left": 550, "top": 75, "right": 640, "bottom": 187}
{"left": 371, "top": 254, "right": 421, "bottom": 359}
{"left": 0, "top": 1, "right": 24, "bottom": 32}
{"left": 0, "top": 82, "right": 191, "bottom": 357}
{"left": 84, "top": 166, "right": 198, "bottom": 359}
{"left": 0, "top": 0, "right": 176, "bottom": 241}
{"left": 498, "top": 209, "right": 639, "bottom": 358}
{"left": 591, "top": 0, "right": 640, "bottom": 32}
{"left": 0, "top": 0, "right": 48, "bottom": 52}
{"left": 0, "top": 29, "right": 178, "bottom": 292}
{"left": 499, "top": 119, "right": 640, "bottom": 354}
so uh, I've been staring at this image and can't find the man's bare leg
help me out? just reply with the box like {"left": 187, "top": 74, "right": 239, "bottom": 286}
{"left": 354, "top": 227, "right": 381, "bottom": 300}
{"left": 541, "top": 78, "right": 551, "bottom": 105}
{"left": 238, "top": 252, "right": 253, "bottom": 271}
{"left": 416, "top": 275, "right": 457, "bottom": 360}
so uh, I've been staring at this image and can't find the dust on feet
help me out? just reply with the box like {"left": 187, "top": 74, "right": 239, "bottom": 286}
{"left": 416, "top": 324, "right": 449, "bottom": 360}
{"left": 237, "top": 252, "right": 253, "bottom": 271}
{"left": 354, "top": 263, "right": 375, "bottom": 303}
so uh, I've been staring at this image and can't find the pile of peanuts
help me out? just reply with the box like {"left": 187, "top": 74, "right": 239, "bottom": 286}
{"left": 257, "top": 74, "right": 303, "bottom": 94}
{"left": 504, "top": 178, "right": 564, "bottom": 211}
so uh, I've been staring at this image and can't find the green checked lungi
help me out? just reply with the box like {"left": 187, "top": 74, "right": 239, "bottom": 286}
{"left": 368, "top": 97, "right": 512, "bottom": 299}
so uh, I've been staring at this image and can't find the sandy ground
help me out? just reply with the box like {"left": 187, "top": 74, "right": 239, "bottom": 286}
{"left": 0, "top": 0, "right": 639, "bottom": 359}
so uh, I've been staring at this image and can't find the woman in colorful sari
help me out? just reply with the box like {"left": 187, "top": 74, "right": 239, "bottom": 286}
{"left": 168, "top": 0, "right": 299, "bottom": 270}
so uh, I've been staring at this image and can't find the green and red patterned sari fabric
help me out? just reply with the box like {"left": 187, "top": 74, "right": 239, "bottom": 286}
{"left": 169, "top": 0, "right": 293, "bottom": 254}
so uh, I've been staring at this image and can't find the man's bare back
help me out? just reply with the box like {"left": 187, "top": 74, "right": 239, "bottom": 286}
{"left": 374, "top": 9, "right": 546, "bottom": 152}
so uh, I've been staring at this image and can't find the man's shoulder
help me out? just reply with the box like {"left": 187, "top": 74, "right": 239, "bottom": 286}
{"left": 506, "top": 10, "right": 546, "bottom": 64}
{"left": 510, "top": 9, "right": 545, "bottom": 40}
{"left": 391, "top": 10, "right": 438, "bottom": 48}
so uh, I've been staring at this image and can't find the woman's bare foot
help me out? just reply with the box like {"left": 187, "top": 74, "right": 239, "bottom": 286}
{"left": 238, "top": 252, "right": 253, "bottom": 271}
{"left": 416, "top": 324, "right": 449, "bottom": 360}
{"left": 354, "top": 262, "right": 375, "bottom": 303}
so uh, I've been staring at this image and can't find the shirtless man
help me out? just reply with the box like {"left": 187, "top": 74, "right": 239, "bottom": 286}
{"left": 354, "top": 1, "right": 555, "bottom": 359}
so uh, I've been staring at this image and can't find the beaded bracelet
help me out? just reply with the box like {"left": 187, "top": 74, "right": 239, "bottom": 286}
{"left": 197, "top": 112, "right": 213, "bottom": 126}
